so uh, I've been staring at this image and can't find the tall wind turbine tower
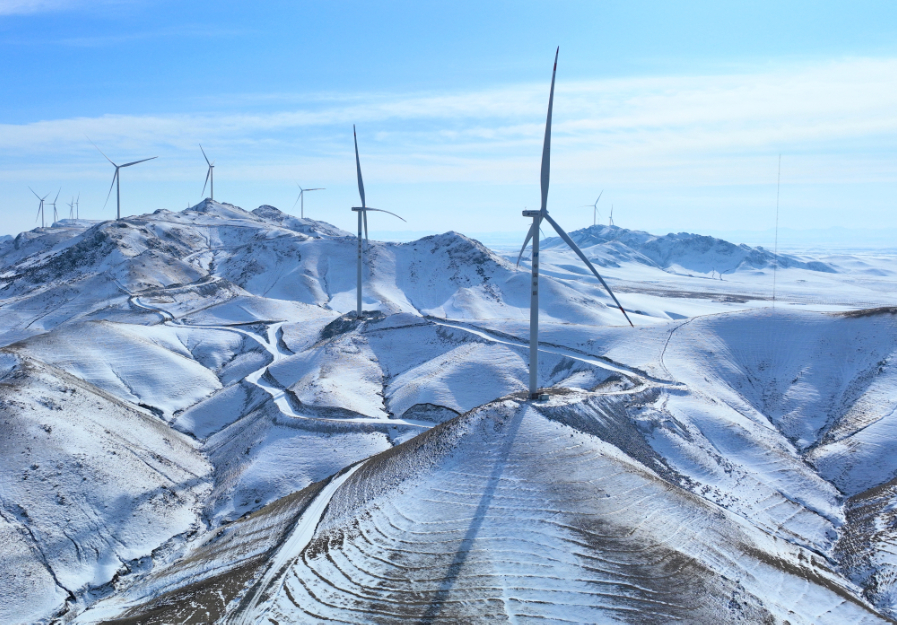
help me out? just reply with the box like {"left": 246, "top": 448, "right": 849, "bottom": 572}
{"left": 200, "top": 144, "right": 215, "bottom": 200}
{"left": 608, "top": 205, "right": 614, "bottom": 226}
{"left": 517, "top": 48, "right": 633, "bottom": 399}
{"left": 294, "top": 185, "right": 324, "bottom": 219}
{"left": 92, "top": 141, "right": 157, "bottom": 220}
{"left": 581, "top": 190, "right": 603, "bottom": 226}
{"left": 67, "top": 197, "right": 75, "bottom": 219}
{"left": 351, "top": 125, "right": 406, "bottom": 317}
{"left": 47, "top": 189, "right": 61, "bottom": 224}
{"left": 30, "top": 188, "right": 48, "bottom": 228}
{"left": 75, "top": 193, "right": 80, "bottom": 219}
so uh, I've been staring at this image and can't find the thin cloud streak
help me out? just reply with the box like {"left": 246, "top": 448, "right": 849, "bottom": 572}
{"left": 2, "top": 57, "right": 896, "bottom": 189}
{"left": 0, "top": 0, "right": 133, "bottom": 16}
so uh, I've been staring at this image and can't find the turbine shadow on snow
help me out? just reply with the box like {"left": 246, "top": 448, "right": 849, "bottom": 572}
{"left": 417, "top": 405, "right": 525, "bottom": 623}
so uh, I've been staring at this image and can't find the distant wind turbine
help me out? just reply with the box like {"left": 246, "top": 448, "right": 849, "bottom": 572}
{"left": 200, "top": 144, "right": 215, "bottom": 200}
{"left": 67, "top": 196, "right": 75, "bottom": 219}
{"left": 516, "top": 48, "right": 633, "bottom": 399}
{"left": 351, "top": 125, "right": 406, "bottom": 318}
{"left": 91, "top": 140, "right": 157, "bottom": 220}
{"left": 581, "top": 190, "right": 603, "bottom": 226}
{"left": 75, "top": 193, "right": 80, "bottom": 219}
{"left": 30, "top": 188, "right": 49, "bottom": 228}
{"left": 294, "top": 185, "right": 324, "bottom": 219}
{"left": 47, "top": 188, "right": 61, "bottom": 224}
{"left": 608, "top": 205, "right": 614, "bottom": 227}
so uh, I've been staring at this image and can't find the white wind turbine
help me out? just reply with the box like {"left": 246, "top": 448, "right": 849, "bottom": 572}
{"left": 200, "top": 144, "right": 215, "bottom": 200}
{"left": 608, "top": 205, "right": 614, "bottom": 226}
{"left": 91, "top": 141, "right": 157, "bottom": 220}
{"left": 582, "top": 190, "right": 603, "bottom": 226}
{"left": 351, "top": 125, "right": 406, "bottom": 317}
{"left": 75, "top": 193, "right": 80, "bottom": 219}
{"left": 294, "top": 185, "right": 324, "bottom": 219}
{"left": 67, "top": 196, "right": 75, "bottom": 219}
{"left": 30, "top": 188, "right": 49, "bottom": 228}
{"left": 517, "top": 48, "right": 633, "bottom": 399}
{"left": 47, "top": 188, "right": 61, "bottom": 224}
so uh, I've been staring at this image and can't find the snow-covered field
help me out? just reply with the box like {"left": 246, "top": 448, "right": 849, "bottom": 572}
{"left": 1, "top": 200, "right": 896, "bottom": 623}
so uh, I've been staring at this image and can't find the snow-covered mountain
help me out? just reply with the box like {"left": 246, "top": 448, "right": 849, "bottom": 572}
{"left": 542, "top": 224, "right": 836, "bottom": 274}
{"left": 2, "top": 201, "right": 897, "bottom": 623}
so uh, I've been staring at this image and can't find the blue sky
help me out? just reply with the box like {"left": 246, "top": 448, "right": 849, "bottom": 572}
{"left": 2, "top": 0, "right": 896, "bottom": 244}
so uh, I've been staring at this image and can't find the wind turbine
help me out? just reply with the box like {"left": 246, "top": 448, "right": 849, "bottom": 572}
{"left": 200, "top": 144, "right": 215, "bottom": 200}
{"left": 30, "top": 188, "right": 48, "bottom": 228}
{"left": 75, "top": 193, "right": 80, "bottom": 219}
{"left": 47, "top": 188, "right": 61, "bottom": 224}
{"left": 294, "top": 185, "right": 324, "bottom": 219}
{"left": 351, "top": 125, "right": 406, "bottom": 318}
{"left": 91, "top": 140, "right": 157, "bottom": 220}
{"left": 608, "top": 205, "right": 614, "bottom": 226}
{"left": 581, "top": 190, "right": 603, "bottom": 226}
{"left": 67, "top": 196, "right": 75, "bottom": 219}
{"left": 516, "top": 48, "right": 633, "bottom": 399}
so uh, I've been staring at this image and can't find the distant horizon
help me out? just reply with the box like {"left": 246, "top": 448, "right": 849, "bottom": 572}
{"left": 5, "top": 198, "right": 894, "bottom": 253}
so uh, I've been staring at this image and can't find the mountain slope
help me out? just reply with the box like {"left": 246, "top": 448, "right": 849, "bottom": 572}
{"left": 1, "top": 202, "right": 896, "bottom": 623}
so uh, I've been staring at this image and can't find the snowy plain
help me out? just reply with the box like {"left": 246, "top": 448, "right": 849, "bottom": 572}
{"left": 0, "top": 200, "right": 896, "bottom": 623}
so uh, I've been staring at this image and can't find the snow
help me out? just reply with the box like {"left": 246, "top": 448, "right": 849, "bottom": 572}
{"left": 1, "top": 200, "right": 896, "bottom": 623}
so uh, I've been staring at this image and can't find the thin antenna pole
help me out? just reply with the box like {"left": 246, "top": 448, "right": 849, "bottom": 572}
{"left": 773, "top": 154, "right": 781, "bottom": 308}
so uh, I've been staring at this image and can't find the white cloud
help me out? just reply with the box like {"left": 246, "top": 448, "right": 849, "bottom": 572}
{"left": 1, "top": 57, "right": 896, "bottom": 190}
{"left": 0, "top": 0, "right": 72, "bottom": 15}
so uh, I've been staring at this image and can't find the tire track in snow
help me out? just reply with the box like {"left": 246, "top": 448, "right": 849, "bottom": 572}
{"left": 429, "top": 318, "right": 681, "bottom": 391}
{"left": 130, "top": 294, "right": 432, "bottom": 430}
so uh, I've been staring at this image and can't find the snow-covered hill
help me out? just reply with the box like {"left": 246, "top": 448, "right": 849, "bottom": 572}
{"left": 1, "top": 201, "right": 896, "bottom": 623}
{"left": 543, "top": 224, "right": 836, "bottom": 274}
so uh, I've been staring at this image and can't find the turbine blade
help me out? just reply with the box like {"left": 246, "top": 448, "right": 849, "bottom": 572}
{"left": 305, "top": 188, "right": 324, "bottom": 192}
{"left": 103, "top": 170, "right": 118, "bottom": 209}
{"left": 35, "top": 204, "right": 42, "bottom": 221}
{"left": 540, "top": 47, "right": 559, "bottom": 214}
{"left": 363, "top": 207, "right": 406, "bottom": 222}
{"left": 88, "top": 137, "right": 116, "bottom": 166}
{"left": 293, "top": 189, "right": 302, "bottom": 209}
{"left": 53, "top": 188, "right": 61, "bottom": 204}
{"left": 121, "top": 156, "right": 158, "bottom": 168}
{"left": 363, "top": 210, "right": 369, "bottom": 242}
{"left": 595, "top": 190, "right": 603, "bottom": 206}
{"left": 544, "top": 213, "right": 633, "bottom": 327}
{"left": 29, "top": 187, "right": 41, "bottom": 200}
{"left": 353, "top": 125, "right": 366, "bottom": 208}
{"left": 516, "top": 221, "right": 537, "bottom": 267}
{"left": 199, "top": 143, "right": 211, "bottom": 166}
{"left": 202, "top": 167, "right": 211, "bottom": 197}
